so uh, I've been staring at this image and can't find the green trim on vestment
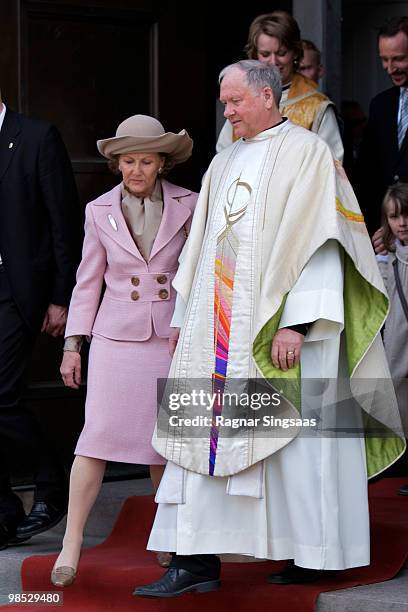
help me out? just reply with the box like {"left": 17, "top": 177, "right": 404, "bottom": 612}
{"left": 343, "top": 253, "right": 406, "bottom": 477}
{"left": 252, "top": 297, "right": 301, "bottom": 410}
{"left": 364, "top": 418, "right": 406, "bottom": 478}
{"left": 343, "top": 254, "right": 388, "bottom": 375}
{"left": 253, "top": 251, "right": 405, "bottom": 478}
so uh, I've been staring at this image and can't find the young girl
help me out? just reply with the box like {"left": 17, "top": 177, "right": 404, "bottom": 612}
{"left": 377, "top": 183, "right": 408, "bottom": 493}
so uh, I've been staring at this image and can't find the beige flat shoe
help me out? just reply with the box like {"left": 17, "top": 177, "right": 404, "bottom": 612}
{"left": 156, "top": 552, "right": 172, "bottom": 568}
{"left": 51, "top": 565, "right": 76, "bottom": 587}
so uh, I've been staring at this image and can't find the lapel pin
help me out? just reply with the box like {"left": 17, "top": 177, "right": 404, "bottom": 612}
{"left": 8, "top": 142, "right": 13, "bottom": 149}
{"left": 108, "top": 214, "right": 118, "bottom": 231}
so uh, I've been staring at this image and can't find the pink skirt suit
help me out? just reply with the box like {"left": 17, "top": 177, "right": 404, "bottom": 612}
{"left": 65, "top": 180, "right": 197, "bottom": 464}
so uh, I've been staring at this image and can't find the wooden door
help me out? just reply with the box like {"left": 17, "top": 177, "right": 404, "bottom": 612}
{"left": 0, "top": 0, "right": 290, "bottom": 480}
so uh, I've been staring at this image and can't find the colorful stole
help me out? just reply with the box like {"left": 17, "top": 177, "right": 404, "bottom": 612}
{"left": 209, "top": 177, "right": 251, "bottom": 475}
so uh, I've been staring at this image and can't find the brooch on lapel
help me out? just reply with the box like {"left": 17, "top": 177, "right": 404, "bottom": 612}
{"left": 175, "top": 198, "right": 189, "bottom": 239}
{"left": 108, "top": 214, "right": 118, "bottom": 231}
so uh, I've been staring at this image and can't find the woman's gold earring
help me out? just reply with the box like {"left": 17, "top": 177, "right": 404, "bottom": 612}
{"left": 158, "top": 167, "right": 163, "bottom": 174}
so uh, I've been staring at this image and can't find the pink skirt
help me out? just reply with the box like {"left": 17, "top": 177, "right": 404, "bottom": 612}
{"left": 75, "top": 333, "right": 170, "bottom": 464}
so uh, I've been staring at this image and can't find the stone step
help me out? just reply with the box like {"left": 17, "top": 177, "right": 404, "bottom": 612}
{"left": 0, "top": 478, "right": 153, "bottom": 604}
{"left": 316, "top": 566, "right": 408, "bottom": 611}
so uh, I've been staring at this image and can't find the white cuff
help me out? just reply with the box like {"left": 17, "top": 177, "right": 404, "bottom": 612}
{"left": 170, "top": 293, "right": 187, "bottom": 327}
{"left": 278, "top": 240, "right": 344, "bottom": 341}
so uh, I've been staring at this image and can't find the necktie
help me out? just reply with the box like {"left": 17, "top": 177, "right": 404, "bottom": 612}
{"left": 398, "top": 87, "right": 408, "bottom": 148}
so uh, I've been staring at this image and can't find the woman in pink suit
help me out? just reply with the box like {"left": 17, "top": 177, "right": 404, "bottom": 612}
{"left": 51, "top": 115, "right": 198, "bottom": 586}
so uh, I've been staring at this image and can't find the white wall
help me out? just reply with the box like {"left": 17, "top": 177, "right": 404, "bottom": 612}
{"left": 293, "top": 0, "right": 342, "bottom": 105}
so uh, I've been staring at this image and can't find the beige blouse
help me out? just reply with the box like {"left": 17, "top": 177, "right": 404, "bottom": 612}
{"left": 64, "top": 180, "right": 164, "bottom": 353}
{"left": 120, "top": 179, "right": 163, "bottom": 261}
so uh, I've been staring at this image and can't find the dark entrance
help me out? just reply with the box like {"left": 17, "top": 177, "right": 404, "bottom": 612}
{"left": 0, "top": 0, "right": 290, "bottom": 483}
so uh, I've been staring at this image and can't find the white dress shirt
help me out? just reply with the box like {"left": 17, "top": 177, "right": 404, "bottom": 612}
{"left": 0, "top": 103, "right": 6, "bottom": 131}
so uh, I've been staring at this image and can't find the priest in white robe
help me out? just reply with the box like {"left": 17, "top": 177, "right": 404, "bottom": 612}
{"left": 134, "top": 60, "right": 405, "bottom": 599}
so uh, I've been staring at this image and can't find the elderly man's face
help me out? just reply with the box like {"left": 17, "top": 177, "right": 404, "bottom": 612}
{"left": 220, "top": 68, "right": 273, "bottom": 139}
{"left": 379, "top": 31, "right": 408, "bottom": 87}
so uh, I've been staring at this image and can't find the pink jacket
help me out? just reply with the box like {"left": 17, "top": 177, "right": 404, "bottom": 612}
{"left": 65, "top": 180, "right": 198, "bottom": 341}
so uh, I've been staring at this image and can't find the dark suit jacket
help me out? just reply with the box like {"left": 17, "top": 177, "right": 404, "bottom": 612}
{"left": 0, "top": 108, "right": 81, "bottom": 331}
{"left": 354, "top": 86, "right": 408, "bottom": 235}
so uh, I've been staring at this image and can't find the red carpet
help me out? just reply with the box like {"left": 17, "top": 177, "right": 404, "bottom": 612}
{"left": 3, "top": 478, "right": 408, "bottom": 612}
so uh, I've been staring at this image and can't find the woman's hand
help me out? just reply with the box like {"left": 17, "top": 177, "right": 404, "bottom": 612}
{"left": 60, "top": 351, "right": 81, "bottom": 389}
{"left": 271, "top": 328, "right": 304, "bottom": 371}
{"left": 169, "top": 328, "right": 180, "bottom": 356}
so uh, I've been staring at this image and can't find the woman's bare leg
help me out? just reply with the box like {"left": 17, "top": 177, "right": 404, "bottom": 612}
{"left": 53, "top": 456, "right": 106, "bottom": 569}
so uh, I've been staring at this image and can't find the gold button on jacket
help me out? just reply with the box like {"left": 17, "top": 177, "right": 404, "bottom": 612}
{"left": 159, "top": 289, "right": 169, "bottom": 300}
{"left": 157, "top": 275, "right": 168, "bottom": 284}
{"left": 131, "top": 276, "right": 140, "bottom": 286}
{"left": 131, "top": 290, "right": 140, "bottom": 301}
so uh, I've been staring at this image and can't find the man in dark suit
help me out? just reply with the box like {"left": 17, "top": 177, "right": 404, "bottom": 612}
{"left": 355, "top": 16, "right": 408, "bottom": 236}
{"left": 0, "top": 90, "right": 81, "bottom": 548}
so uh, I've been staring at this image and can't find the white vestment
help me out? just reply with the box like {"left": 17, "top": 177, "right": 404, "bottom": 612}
{"left": 148, "top": 124, "right": 370, "bottom": 569}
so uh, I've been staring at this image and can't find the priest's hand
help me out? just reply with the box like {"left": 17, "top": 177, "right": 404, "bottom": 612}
{"left": 169, "top": 327, "right": 180, "bottom": 356}
{"left": 271, "top": 328, "right": 304, "bottom": 371}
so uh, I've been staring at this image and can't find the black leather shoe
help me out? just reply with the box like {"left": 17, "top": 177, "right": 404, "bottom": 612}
{"left": 133, "top": 567, "right": 221, "bottom": 598}
{"left": 398, "top": 483, "right": 408, "bottom": 496}
{"left": 267, "top": 562, "right": 335, "bottom": 584}
{"left": 0, "top": 508, "right": 26, "bottom": 550}
{"left": 11, "top": 500, "right": 67, "bottom": 542}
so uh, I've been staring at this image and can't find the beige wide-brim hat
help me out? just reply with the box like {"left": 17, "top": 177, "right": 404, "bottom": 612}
{"left": 97, "top": 114, "right": 193, "bottom": 166}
